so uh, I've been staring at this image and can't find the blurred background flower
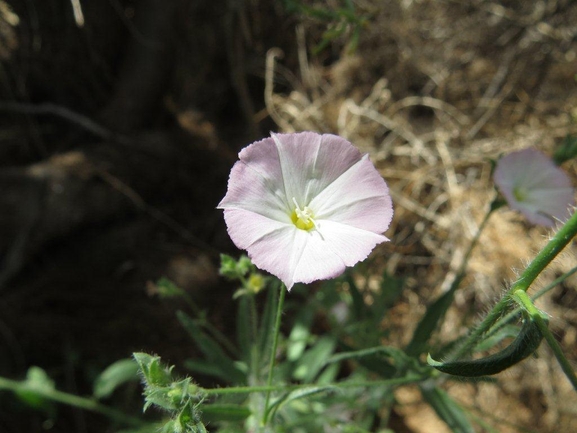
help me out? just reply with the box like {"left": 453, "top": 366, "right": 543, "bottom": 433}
{"left": 494, "top": 148, "right": 575, "bottom": 227}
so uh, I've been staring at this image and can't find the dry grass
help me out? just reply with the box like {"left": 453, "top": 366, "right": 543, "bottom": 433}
{"left": 264, "top": 1, "right": 577, "bottom": 431}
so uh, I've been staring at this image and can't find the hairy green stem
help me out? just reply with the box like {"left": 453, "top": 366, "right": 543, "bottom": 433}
{"left": 202, "top": 374, "right": 425, "bottom": 396}
{"left": 248, "top": 294, "right": 260, "bottom": 385}
{"left": 513, "top": 290, "right": 577, "bottom": 391}
{"left": 0, "top": 376, "right": 144, "bottom": 426}
{"left": 511, "top": 213, "right": 577, "bottom": 293}
{"left": 261, "top": 285, "right": 286, "bottom": 426}
{"left": 453, "top": 210, "right": 577, "bottom": 360}
{"left": 477, "top": 266, "right": 577, "bottom": 349}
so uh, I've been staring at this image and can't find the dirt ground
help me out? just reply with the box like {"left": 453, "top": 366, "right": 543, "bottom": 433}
{"left": 0, "top": 0, "right": 576, "bottom": 432}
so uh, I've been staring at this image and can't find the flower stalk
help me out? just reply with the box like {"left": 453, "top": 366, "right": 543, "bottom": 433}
{"left": 262, "top": 284, "right": 286, "bottom": 426}
{"left": 0, "top": 376, "right": 144, "bottom": 427}
{"left": 452, "top": 209, "right": 577, "bottom": 360}
{"left": 512, "top": 289, "right": 577, "bottom": 391}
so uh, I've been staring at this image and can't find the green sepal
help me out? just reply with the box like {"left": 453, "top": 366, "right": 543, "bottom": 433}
{"left": 133, "top": 353, "right": 173, "bottom": 388}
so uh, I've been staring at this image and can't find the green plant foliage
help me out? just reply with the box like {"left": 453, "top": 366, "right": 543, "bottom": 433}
{"left": 405, "top": 281, "right": 459, "bottom": 357}
{"left": 154, "top": 277, "right": 187, "bottom": 299}
{"left": 420, "top": 383, "right": 476, "bottom": 433}
{"left": 133, "top": 353, "right": 207, "bottom": 433}
{"left": 427, "top": 315, "right": 545, "bottom": 377}
{"left": 15, "top": 367, "right": 56, "bottom": 412}
{"left": 3, "top": 181, "right": 575, "bottom": 433}
{"left": 219, "top": 254, "right": 255, "bottom": 281}
{"left": 280, "top": 0, "right": 371, "bottom": 54}
{"left": 292, "top": 336, "right": 336, "bottom": 382}
{"left": 201, "top": 403, "right": 252, "bottom": 423}
{"left": 177, "top": 311, "right": 246, "bottom": 384}
{"left": 94, "top": 358, "right": 140, "bottom": 399}
{"left": 553, "top": 134, "right": 577, "bottom": 165}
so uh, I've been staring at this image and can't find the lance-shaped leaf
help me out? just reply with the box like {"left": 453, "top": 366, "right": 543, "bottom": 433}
{"left": 428, "top": 315, "right": 545, "bottom": 377}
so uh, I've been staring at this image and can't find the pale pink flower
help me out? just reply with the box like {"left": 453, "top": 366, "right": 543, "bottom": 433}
{"left": 494, "top": 148, "right": 574, "bottom": 227}
{"left": 218, "top": 132, "right": 393, "bottom": 290}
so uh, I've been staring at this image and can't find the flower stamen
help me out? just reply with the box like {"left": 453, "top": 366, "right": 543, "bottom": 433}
{"left": 291, "top": 197, "right": 318, "bottom": 231}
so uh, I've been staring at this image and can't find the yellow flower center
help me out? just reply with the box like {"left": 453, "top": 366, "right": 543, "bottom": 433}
{"left": 513, "top": 186, "right": 528, "bottom": 202}
{"left": 291, "top": 197, "right": 317, "bottom": 231}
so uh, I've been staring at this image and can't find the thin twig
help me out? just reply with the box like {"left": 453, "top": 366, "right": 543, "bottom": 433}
{"left": 96, "top": 170, "right": 220, "bottom": 257}
{"left": 474, "top": 47, "right": 516, "bottom": 115}
{"left": 0, "top": 101, "right": 129, "bottom": 143}
{"left": 265, "top": 48, "right": 293, "bottom": 132}
{"left": 465, "top": 83, "right": 514, "bottom": 140}
{"left": 69, "top": 0, "right": 85, "bottom": 27}
{"left": 388, "top": 95, "right": 470, "bottom": 127}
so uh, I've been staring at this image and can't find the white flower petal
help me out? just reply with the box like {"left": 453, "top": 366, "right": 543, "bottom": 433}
{"left": 219, "top": 132, "right": 394, "bottom": 289}
{"left": 223, "top": 208, "right": 291, "bottom": 250}
{"left": 272, "top": 132, "right": 364, "bottom": 205}
{"left": 218, "top": 154, "right": 290, "bottom": 222}
{"left": 237, "top": 218, "right": 388, "bottom": 290}
{"left": 307, "top": 220, "right": 388, "bottom": 267}
{"left": 527, "top": 187, "right": 575, "bottom": 224}
{"left": 311, "top": 155, "right": 393, "bottom": 233}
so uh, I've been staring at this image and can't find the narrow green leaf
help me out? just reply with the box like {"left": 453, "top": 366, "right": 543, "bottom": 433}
{"left": 266, "top": 385, "right": 336, "bottom": 421}
{"left": 377, "top": 273, "right": 405, "bottom": 312}
{"left": 236, "top": 296, "right": 252, "bottom": 363}
{"left": 345, "top": 273, "right": 366, "bottom": 321}
{"left": 201, "top": 404, "right": 251, "bottom": 423}
{"left": 473, "top": 324, "right": 520, "bottom": 353}
{"left": 316, "top": 362, "right": 340, "bottom": 385}
{"left": 293, "top": 337, "right": 336, "bottom": 383}
{"left": 287, "top": 308, "right": 314, "bottom": 362}
{"left": 299, "top": 5, "right": 337, "bottom": 21}
{"left": 184, "top": 360, "right": 231, "bottom": 381}
{"left": 94, "top": 358, "right": 139, "bottom": 399}
{"left": 177, "top": 311, "right": 246, "bottom": 384}
{"left": 421, "top": 384, "right": 475, "bottom": 433}
{"left": 258, "top": 284, "right": 278, "bottom": 357}
{"left": 553, "top": 134, "right": 577, "bottom": 165}
{"left": 337, "top": 341, "right": 397, "bottom": 378}
{"left": 326, "top": 346, "right": 409, "bottom": 368}
{"left": 345, "top": 0, "right": 356, "bottom": 12}
{"left": 405, "top": 287, "right": 456, "bottom": 357}
{"left": 428, "top": 316, "right": 544, "bottom": 377}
